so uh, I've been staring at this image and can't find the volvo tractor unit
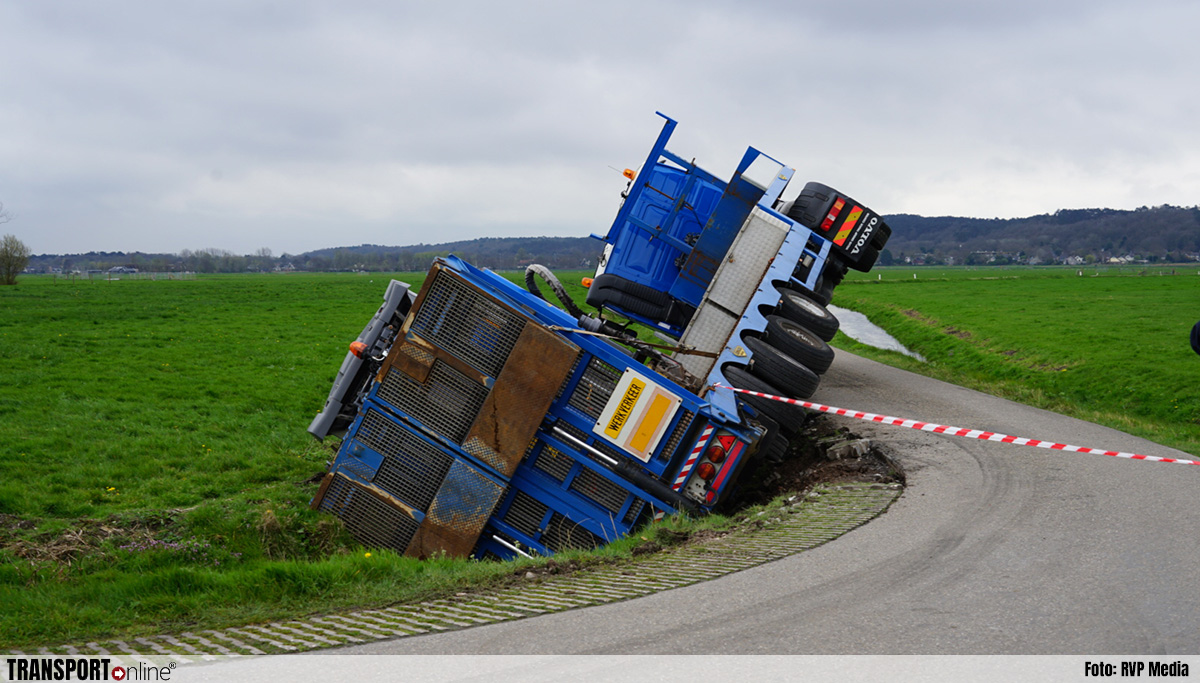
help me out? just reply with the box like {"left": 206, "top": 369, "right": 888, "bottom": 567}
{"left": 306, "top": 113, "right": 892, "bottom": 560}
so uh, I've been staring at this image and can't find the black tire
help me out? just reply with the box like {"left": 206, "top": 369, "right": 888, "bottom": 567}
{"left": 761, "top": 315, "right": 835, "bottom": 374}
{"left": 775, "top": 285, "right": 839, "bottom": 341}
{"left": 847, "top": 243, "right": 880, "bottom": 272}
{"left": 721, "top": 365, "right": 808, "bottom": 430}
{"left": 870, "top": 221, "right": 892, "bottom": 250}
{"left": 744, "top": 336, "right": 820, "bottom": 399}
{"left": 1191, "top": 320, "right": 1200, "bottom": 356}
{"left": 756, "top": 425, "right": 789, "bottom": 464}
{"left": 809, "top": 278, "right": 833, "bottom": 306}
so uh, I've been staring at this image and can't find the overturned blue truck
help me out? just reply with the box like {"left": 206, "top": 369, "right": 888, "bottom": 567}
{"left": 306, "top": 113, "right": 891, "bottom": 560}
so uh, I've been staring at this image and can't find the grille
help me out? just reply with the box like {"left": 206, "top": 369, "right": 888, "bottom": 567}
{"left": 504, "top": 490, "right": 548, "bottom": 539}
{"left": 411, "top": 271, "right": 527, "bottom": 378}
{"left": 317, "top": 476, "right": 420, "bottom": 554}
{"left": 567, "top": 357, "right": 621, "bottom": 420}
{"left": 569, "top": 467, "right": 628, "bottom": 514}
{"left": 622, "top": 499, "right": 646, "bottom": 526}
{"left": 660, "top": 410, "right": 695, "bottom": 461}
{"left": 357, "top": 409, "right": 454, "bottom": 512}
{"left": 376, "top": 361, "right": 488, "bottom": 444}
{"left": 533, "top": 445, "right": 574, "bottom": 482}
{"left": 542, "top": 513, "right": 603, "bottom": 552}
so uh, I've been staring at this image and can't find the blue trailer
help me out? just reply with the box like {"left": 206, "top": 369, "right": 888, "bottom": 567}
{"left": 307, "top": 114, "right": 891, "bottom": 560}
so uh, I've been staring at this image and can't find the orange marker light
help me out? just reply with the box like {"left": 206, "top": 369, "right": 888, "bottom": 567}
{"left": 581, "top": 277, "right": 593, "bottom": 288}
{"left": 623, "top": 168, "right": 636, "bottom": 180}
{"left": 349, "top": 341, "right": 369, "bottom": 359}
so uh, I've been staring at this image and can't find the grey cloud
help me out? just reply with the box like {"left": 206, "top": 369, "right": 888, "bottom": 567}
{"left": 1, "top": 0, "right": 1197, "bottom": 255}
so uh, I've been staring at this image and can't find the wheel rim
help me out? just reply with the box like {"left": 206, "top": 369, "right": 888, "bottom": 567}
{"left": 784, "top": 291, "right": 827, "bottom": 319}
{"left": 781, "top": 319, "right": 820, "bottom": 347}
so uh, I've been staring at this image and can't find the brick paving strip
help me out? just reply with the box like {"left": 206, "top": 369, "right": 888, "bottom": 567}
{"left": 7, "top": 483, "right": 899, "bottom": 658}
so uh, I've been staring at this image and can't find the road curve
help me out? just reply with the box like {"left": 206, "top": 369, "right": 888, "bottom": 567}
{"left": 343, "top": 351, "right": 1200, "bottom": 655}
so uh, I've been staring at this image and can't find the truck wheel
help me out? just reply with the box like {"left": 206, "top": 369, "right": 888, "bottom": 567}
{"left": 744, "top": 337, "right": 820, "bottom": 399}
{"left": 721, "top": 365, "right": 808, "bottom": 430}
{"left": 762, "top": 316, "right": 835, "bottom": 374}
{"left": 848, "top": 244, "right": 880, "bottom": 272}
{"left": 870, "top": 222, "right": 892, "bottom": 250}
{"left": 775, "top": 285, "right": 839, "bottom": 341}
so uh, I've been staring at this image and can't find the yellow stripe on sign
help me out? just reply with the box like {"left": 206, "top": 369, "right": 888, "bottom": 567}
{"left": 834, "top": 206, "right": 864, "bottom": 246}
{"left": 605, "top": 377, "right": 645, "bottom": 439}
{"left": 629, "top": 393, "right": 672, "bottom": 454}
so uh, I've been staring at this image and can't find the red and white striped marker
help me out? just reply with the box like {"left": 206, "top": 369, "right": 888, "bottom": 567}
{"left": 672, "top": 424, "right": 716, "bottom": 491}
{"left": 654, "top": 425, "right": 718, "bottom": 521}
{"left": 714, "top": 383, "right": 1200, "bottom": 466}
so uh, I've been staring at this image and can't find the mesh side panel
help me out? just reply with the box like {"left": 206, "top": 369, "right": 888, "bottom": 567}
{"left": 661, "top": 410, "right": 695, "bottom": 461}
{"left": 554, "top": 355, "right": 584, "bottom": 403}
{"left": 376, "top": 361, "right": 488, "bottom": 444}
{"left": 411, "top": 271, "right": 527, "bottom": 378}
{"left": 504, "top": 491, "right": 548, "bottom": 539}
{"left": 569, "top": 467, "right": 628, "bottom": 514}
{"left": 317, "top": 476, "right": 419, "bottom": 554}
{"left": 622, "top": 499, "right": 647, "bottom": 526}
{"left": 542, "top": 512, "right": 603, "bottom": 552}
{"left": 533, "top": 445, "right": 574, "bottom": 482}
{"left": 357, "top": 409, "right": 454, "bottom": 512}
{"left": 567, "top": 357, "right": 621, "bottom": 420}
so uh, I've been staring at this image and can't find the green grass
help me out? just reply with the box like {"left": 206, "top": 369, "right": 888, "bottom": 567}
{"left": 831, "top": 265, "right": 1200, "bottom": 457}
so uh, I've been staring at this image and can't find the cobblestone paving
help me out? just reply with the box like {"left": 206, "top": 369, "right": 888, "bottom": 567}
{"left": 7, "top": 483, "right": 900, "bottom": 658}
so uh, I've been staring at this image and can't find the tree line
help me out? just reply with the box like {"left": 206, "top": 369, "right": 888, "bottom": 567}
{"left": 16, "top": 204, "right": 1200, "bottom": 278}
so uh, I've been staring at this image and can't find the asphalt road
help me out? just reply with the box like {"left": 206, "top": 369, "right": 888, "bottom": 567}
{"left": 341, "top": 351, "right": 1200, "bottom": 655}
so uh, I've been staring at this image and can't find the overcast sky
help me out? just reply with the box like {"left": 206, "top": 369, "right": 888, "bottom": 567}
{"left": 3, "top": 0, "right": 1198, "bottom": 256}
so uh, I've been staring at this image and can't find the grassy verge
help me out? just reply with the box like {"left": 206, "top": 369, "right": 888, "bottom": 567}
{"left": 831, "top": 265, "right": 1200, "bottom": 457}
{"left": 0, "top": 268, "right": 748, "bottom": 649}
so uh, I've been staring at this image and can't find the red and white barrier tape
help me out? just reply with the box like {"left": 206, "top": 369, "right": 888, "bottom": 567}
{"left": 714, "top": 383, "right": 1200, "bottom": 466}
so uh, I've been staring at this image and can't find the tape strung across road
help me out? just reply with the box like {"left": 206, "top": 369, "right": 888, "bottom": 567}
{"left": 714, "top": 383, "right": 1200, "bottom": 466}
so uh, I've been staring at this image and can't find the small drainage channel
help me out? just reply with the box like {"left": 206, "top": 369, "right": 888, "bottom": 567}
{"left": 8, "top": 482, "right": 901, "bottom": 658}
{"left": 829, "top": 305, "right": 926, "bottom": 361}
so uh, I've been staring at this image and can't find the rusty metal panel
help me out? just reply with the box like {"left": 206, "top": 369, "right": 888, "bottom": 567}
{"left": 462, "top": 323, "right": 581, "bottom": 477}
{"left": 405, "top": 459, "right": 505, "bottom": 559}
{"left": 378, "top": 336, "right": 437, "bottom": 384}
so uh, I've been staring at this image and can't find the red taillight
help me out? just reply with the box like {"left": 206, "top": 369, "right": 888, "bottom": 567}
{"left": 349, "top": 341, "right": 369, "bottom": 359}
{"left": 696, "top": 462, "right": 717, "bottom": 481}
{"left": 705, "top": 444, "right": 727, "bottom": 464}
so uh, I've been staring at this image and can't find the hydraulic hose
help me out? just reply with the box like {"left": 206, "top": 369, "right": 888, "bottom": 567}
{"left": 524, "top": 263, "right": 585, "bottom": 320}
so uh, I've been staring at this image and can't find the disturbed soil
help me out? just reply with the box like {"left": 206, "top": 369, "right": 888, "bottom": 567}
{"left": 725, "top": 414, "right": 906, "bottom": 510}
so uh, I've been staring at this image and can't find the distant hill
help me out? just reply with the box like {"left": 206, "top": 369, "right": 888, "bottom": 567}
{"left": 884, "top": 206, "right": 1200, "bottom": 265}
{"left": 24, "top": 205, "right": 1200, "bottom": 274}
{"left": 299, "top": 236, "right": 597, "bottom": 271}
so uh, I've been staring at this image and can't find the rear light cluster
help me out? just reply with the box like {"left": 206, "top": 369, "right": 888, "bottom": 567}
{"left": 683, "top": 430, "right": 740, "bottom": 503}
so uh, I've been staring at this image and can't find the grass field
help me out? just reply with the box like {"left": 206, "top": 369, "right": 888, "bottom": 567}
{"left": 832, "top": 265, "right": 1200, "bottom": 457}
{"left": 1, "top": 263, "right": 1195, "bottom": 648}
